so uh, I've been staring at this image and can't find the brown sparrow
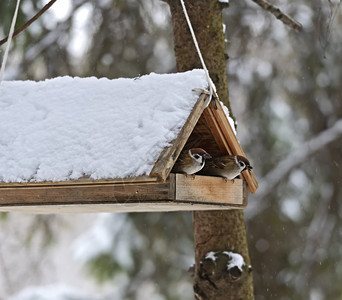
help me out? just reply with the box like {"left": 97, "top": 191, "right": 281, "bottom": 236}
{"left": 173, "top": 148, "right": 212, "bottom": 175}
{"left": 202, "top": 155, "right": 253, "bottom": 180}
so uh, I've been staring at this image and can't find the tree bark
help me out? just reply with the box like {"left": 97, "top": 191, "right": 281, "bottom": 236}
{"left": 164, "top": 0, "right": 254, "bottom": 299}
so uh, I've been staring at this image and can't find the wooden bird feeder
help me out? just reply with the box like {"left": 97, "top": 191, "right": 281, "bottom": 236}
{"left": 0, "top": 70, "right": 258, "bottom": 213}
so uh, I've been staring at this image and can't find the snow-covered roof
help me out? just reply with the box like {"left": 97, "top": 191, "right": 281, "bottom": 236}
{"left": 0, "top": 69, "right": 208, "bottom": 183}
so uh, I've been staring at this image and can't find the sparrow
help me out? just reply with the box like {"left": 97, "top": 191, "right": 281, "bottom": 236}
{"left": 173, "top": 148, "right": 212, "bottom": 175}
{"left": 202, "top": 155, "right": 253, "bottom": 181}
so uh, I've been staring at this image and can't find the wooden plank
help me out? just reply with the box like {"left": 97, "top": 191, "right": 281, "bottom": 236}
{"left": 0, "top": 180, "right": 174, "bottom": 207}
{"left": 242, "top": 180, "right": 249, "bottom": 207}
{"left": 202, "top": 107, "right": 231, "bottom": 154}
{"left": 175, "top": 174, "right": 245, "bottom": 207}
{"left": 206, "top": 103, "right": 259, "bottom": 193}
{"left": 0, "top": 202, "right": 242, "bottom": 214}
{"left": 150, "top": 93, "right": 210, "bottom": 181}
{"left": 0, "top": 176, "right": 157, "bottom": 188}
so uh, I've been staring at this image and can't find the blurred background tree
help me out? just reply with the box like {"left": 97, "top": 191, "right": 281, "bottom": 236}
{"left": 0, "top": 0, "right": 342, "bottom": 299}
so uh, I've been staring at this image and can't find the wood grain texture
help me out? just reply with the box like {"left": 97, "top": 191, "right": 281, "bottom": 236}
{"left": 202, "top": 106, "right": 231, "bottom": 154}
{"left": 175, "top": 174, "right": 244, "bottom": 206}
{"left": 207, "top": 102, "right": 259, "bottom": 193}
{"left": 0, "top": 180, "right": 173, "bottom": 206}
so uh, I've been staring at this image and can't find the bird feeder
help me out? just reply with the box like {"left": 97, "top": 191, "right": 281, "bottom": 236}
{"left": 0, "top": 69, "right": 258, "bottom": 214}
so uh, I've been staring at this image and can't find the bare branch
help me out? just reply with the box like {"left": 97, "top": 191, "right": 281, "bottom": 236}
{"left": 0, "top": 0, "right": 58, "bottom": 47}
{"left": 250, "top": 0, "right": 303, "bottom": 32}
{"left": 247, "top": 118, "right": 342, "bottom": 218}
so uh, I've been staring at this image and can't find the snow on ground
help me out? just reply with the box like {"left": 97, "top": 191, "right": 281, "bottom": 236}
{"left": 0, "top": 69, "right": 208, "bottom": 183}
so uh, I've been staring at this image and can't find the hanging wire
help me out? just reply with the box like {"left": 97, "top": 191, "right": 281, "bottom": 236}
{"left": 179, "top": 0, "right": 218, "bottom": 104}
{"left": 0, "top": 0, "right": 21, "bottom": 84}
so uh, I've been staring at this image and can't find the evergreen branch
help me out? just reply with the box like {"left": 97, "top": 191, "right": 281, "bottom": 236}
{"left": 0, "top": 0, "right": 58, "bottom": 47}
{"left": 250, "top": 0, "right": 303, "bottom": 32}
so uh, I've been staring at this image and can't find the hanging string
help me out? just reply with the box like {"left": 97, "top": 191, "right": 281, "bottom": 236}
{"left": 179, "top": 0, "right": 218, "bottom": 102}
{"left": 0, "top": 0, "right": 21, "bottom": 84}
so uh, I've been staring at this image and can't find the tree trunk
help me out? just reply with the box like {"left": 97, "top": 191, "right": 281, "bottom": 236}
{"left": 163, "top": 0, "right": 254, "bottom": 299}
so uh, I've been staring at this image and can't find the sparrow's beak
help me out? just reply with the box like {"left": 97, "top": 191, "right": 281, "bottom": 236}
{"left": 204, "top": 153, "right": 212, "bottom": 159}
{"left": 242, "top": 165, "right": 253, "bottom": 172}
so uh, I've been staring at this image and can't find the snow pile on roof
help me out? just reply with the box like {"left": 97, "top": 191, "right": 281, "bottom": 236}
{"left": 0, "top": 69, "right": 207, "bottom": 183}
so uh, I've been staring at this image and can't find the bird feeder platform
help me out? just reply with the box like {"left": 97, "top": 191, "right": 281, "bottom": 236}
{"left": 0, "top": 70, "right": 258, "bottom": 214}
{"left": 0, "top": 175, "right": 248, "bottom": 214}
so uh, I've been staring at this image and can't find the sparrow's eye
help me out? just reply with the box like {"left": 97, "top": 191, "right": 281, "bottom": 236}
{"left": 239, "top": 161, "right": 245, "bottom": 168}
{"left": 194, "top": 154, "right": 201, "bottom": 159}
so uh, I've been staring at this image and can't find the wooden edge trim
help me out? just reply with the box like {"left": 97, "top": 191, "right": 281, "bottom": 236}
{"left": 150, "top": 93, "right": 210, "bottom": 181}
{"left": 207, "top": 102, "right": 259, "bottom": 194}
{"left": 202, "top": 107, "right": 231, "bottom": 154}
{"left": 0, "top": 176, "right": 158, "bottom": 188}
{"left": 0, "top": 202, "right": 243, "bottom": 214}
{"left": 243, "top": 180, "right": 249, "bottom": 208}
{"left": 0, "top": 179, "right": 174, "bottom": 207}
{"left": 169, "top": 173, "right": 176, "bottom": 201}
